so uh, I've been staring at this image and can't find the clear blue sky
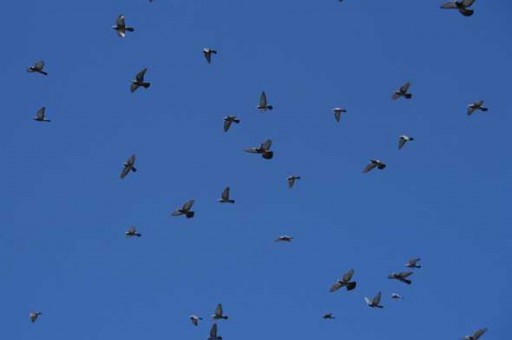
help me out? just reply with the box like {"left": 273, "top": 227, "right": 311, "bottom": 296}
{"left": 0, "top": 0, "right": 510, "bottom": 339}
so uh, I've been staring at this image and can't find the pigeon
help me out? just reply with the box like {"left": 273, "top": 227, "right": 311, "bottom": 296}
{"left": 212, "top": 303, "right": 228, "bottom": 320}
{"left": 125, "top": 226, "right": 141, "bottom": 237}
{"left": 130, "top": 68, "right": 151, "bottom": 93}
{"left": 365, "top": 292, "right": 383, "bottom": 308}
{"left": 189, "top": 314, "right": 203, "bottom": 326}
{"left": 391, "top": 293, "right": 403, "bottom": 300}
{"left": 208, "top": 323, "right": 222, "bottom": 340}
{"left": 392, "top": 82, "right": 413, "bottom": 100}
{"left": 329, "top": 268, "right": 357, "bottom": 292}
{"left": 332, "top": 107, "right": 347, "bottom": 122}
{"left": 441, "top": 0, "right": 477, "bottom": 17}
{"left": 388, "top": 271, "right": 414, "bottom": 285}
{"left": 362, "top": 160, "right": 386, "bottom": 173}
{"left": 112, "top": 15, "right": 134, "bottom": 38}
{"left": 464, "top": 328, "right": 488, "bottom": 340}
{"left": 218, "top": 187, "right": 235, "bottom": 203}
{"left": 27, "top": 61, "right": 47, "bottom": 76}
{"left": 275, "top": 235, "right": 293, "bottom": 242}
{"left": 322, "top": 313, "right": 335, "bottom": 319}
{"left": 171, "top": 200, "right": 195, "bottom": 218}
{"left": 223, "top": 116, "right": 240, "bottom": 132}
{"left": 405, "top": 258, "right": 421, "bottom": 269}
{"left": 33, "top": 107, "right": 51, "bottom": 122}
{"left": 257, "top": 91, "right": 273, "bottom": 111}
{"left": 245, "top": 139, "right": 274, "bottom": 159}
{"left": 287, "top": 176, "right": 301, "bottom": 189}
{"left": 467, "top": 100, "right": 488, "bottom": 116}
{"left": 120, "top": 154, "right": 137, "bottom": 179}
{"left": 29, "top": 311, "right": 42, "bottom": 323}
{"left": 203, "top": 48, "right": 217, "bottom": 64}
{"left": 398, "top": 135, "right": 414, "bottom": 150}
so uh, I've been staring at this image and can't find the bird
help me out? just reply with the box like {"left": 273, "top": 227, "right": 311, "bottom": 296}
{"left": 322, "top": 313, "right": 335, "bottom": 319}
{"left": 391, "top": 293, "right": 403, "bottom": 300}
{"left": 208, "top": 323, "right": 222, "bottom": 340}
{"left": 329, "top": 268, "right": 357, "bottom": 292}
{"left": 171, "top": 200, "right": 195, "bottom": 218}
{"left": 218, "top": 187, "right": 235, "bottom": 203}
{"left": 223, "top": 116, "right": 240, "bottom": 132}
{"left": 467, "top": 100, "right": 488, "bottom": 116}
{"left": 392, "top": 82, "right": 413, "bottom": 100}
{"left": 362, "top": 160, "right": 386, "bottom": 173}
{"left": 189, "top": 314, "right": 203, "bottom": 326}
{"left": 388, "top": 271, "right": 414, "bottom": 285}
{"left": 257, "top": 91, "right": 273, "bottom": 111}
{"left": 275, "top": 235, "right": 293, "bottom": 242}
{"left": 130, "top": 68, "right": 151, "bottom": 93}
{"left": 405, "top": 258, "right": 422, "bottom": 269}
{"left": 212, "top": 303, "right": 228, "bottom": 320}
{"left": 398, "top": 135, "right": 414, "bottom": 150}
{"left": 203, "top": 48, "right": 217, "bottom": 64}
{"left": 441, "top": 0, "right": 477, "bottom": 17}
{"left": 33, "top": 107, "right": 51, "bottom": 122}
{"left": 245, "top": 139, "right": 274, "bottom": 159}
{"left": 365, "top": 292, "right": 383, "bottom": 308}
{"left": 332, "top": 107, "right": 347, "bottom": 122}
{"left": 27, "top": 61, "right": 47, "bottom": 76}
{"left": 125, "top": 226, "right": 141, "bottom": 237}
{"left": 464, "top": 328, "right": 488, "bottom": 340}
{"left": 29, "top": 311, "right": 42, "bottom": 323}
{"left": 287, "top": 176, "right": 301, "bottom": 189}
{"left": 112, "top": 15, "right": 134, "bottom": 38}
{"left": 120, "top": 154, "right": 137, "bottom": 179}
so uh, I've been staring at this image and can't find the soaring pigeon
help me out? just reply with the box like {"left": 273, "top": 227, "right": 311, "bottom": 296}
{"left": 112, "top": 15, "right": 134, "bottom": 38}
{"left": 125, "top": 226, "right": 141, "bottom": 237}
{"left": 212, "top": 303, "right": 228, "bottom": 320}
{"left": 332, "top": 107, "right": 347, "bottom": 122}
{"left": 329, "top": 268, "right": 357, "bottom": 292}
{"left": 391, "top": 293, "right": 403, "bottom": 300}
{"left": 245, "top": 139, "right": 274, "bottom": 159}
{"left": 120, "top": 154, "right": 137, "bottom": 179}
{"left": 362, "top": 160, "right": 386, "bottom": 173}
{"left": 223, "top": 116, "right": 240, "bottom": 132}
{"left": 130, "top": 68, "right": 151, "bottom": 93}
{"left": 322, "top": 313, "right": 335, "bottom": 319}
{"left": 467, "top": 100, "right": 488, "bottom": 116}
{"left": 171, "top": 200, "right": 195, "bottom": 218}
{"left": 27, "top": 61, "right": 47, "bottom": 76}
{"left": 365, "top": 292, "right": 383, "bottom": 308}
{"left": 441, "top": 0, "right": 477, "bottom": 17}
{"left": 388, "top": 271, "right": 414, "bottom": 285}
{"left": 29, "top": 311, "right": 42, "bottom": 323}
{"left": 287, "top": 176, "right": 301, "bottom": 189}
{"left": 257, "top": 91, "right": 273, "bottom": 111}
{"left": 203, "top": 48, "right": 217, "bottom": 64}
{"left": 392, "top": 82, "right": 412, "bottom": 100}
{"left": 218, "top": 187, "right": 235, "bottom": 203}
{"left": 189, "top": 314, "right": 203, "bottom": 326}
{"left": 33, "top": 107, "right": 51, "bottom": 122}
{"left": 398, "top": 135, "right": 414, "bottom": 150}
{"left": 464, "top": 328, "right": 488, "bottom": 340}
{"left": 405, "top": 258, "right": 421, "bottom": 269}
{"left": 275, "top": 235, "right": 293, "bottom": 242}
{"left": 208, "top": 323, "right": 222, "bottom": 340}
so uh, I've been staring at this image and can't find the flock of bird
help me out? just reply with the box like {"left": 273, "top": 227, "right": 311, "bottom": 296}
{"left": 22, "top": 1, "right": 491, "bottom": 339}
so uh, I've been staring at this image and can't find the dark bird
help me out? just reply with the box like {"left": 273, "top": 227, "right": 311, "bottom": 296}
{"left": 257, "top": 91, "right": 273, "bottom": 111}
{"left": 112, "top": 15, "right": 134, "bottom": 38}
{"left": 203, "top": 48, "right": 217, "bottom": 64}
{"left": 467, "top": 100, "right": 488, "bottom": 116}
{"left": 218, "top": 187, "right": 235, "bottom": 204}
{"left": 33, "top": 107, "right": 51, "bottom": 122}
{"left": 365, "top": 292, "right": 383, "bottom": 308}
{"left": 441, "top": 0, "right": 477, "bottom": 16}
{"left": 223, "top": 116, "right": 240, "bottom": 132}
{"left": 29, "top": 311, "right": 42, "bottom": 323}
{"left": 362, "top": 160, "right": 386, "bottom": 173}
{"left": 464, "top": 328, "right": 488, "bottom": 340}
{"left": 392, "top": 82, "right": 413, "bottom": 100}
{"left": 287, "top": 176, "right": 301, "bottom": 189}
{"left": 332, "top": 107, "right": 347, "bottom": 122}
{"left": 329, "top": 268, "right": 357, "bottom": 292}
{"left": 398, "top": 135, "right": 414, "bottom": 150}
{"left": 208, "top": 323, "right": 222, "bottom": 340}
{"left": 245, "top": 139, "right": 274, "bottom": 159}
{"left": 405, "top": 258, "right": 421, "bottom": 269}
{"left": 171, "top": 200, "right": 195, "bottom": 218}
{"left": 189, "top": 314, "right": 203, "bottom": 326}
{"left": 27, "top": 61, "right": 47, "bottom": 76}
{"left": 391, "top": 293, "right": 403, "bottom": 300}
{"left": 125, "top": 226, "right": 141, "bottom": 237}
{"left": 322, "top": 313, "right": 335, "bottom": 319}
{"left": 131, "top": 68, "right": 151, "bottom": 93}
{"left": 388, "top": 271, "right": 414, "bottom": 285}
{"left": 275, "top": 235, "right": 293, "bottom": 242}
{"left": 120, "top": 154, "right": 137, "bottom": 179}
{"left": 212, "top": 303, "right": 228, "bottom": 320}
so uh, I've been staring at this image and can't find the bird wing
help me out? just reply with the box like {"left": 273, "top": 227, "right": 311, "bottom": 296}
{"left": 364, "top": 297, "right": 371, "bottom": 305}
{"left": 223, "top": 119, "right": 232, "bottom": 132}
{"left": 116, "top": 15, "right": 126, "bottom": 26}
{"left": 120, "top": 165, "right": 130, "bottom": 179}
{"left": 329, "top": 281, "right": 343, "bottom": 292}
{"left": 36, "top": 107, "right": 46, "bottom": 119}
{"left": 261, "top": 139, "right": 272, "bottom": 151}
{"left": 398, "top": 137, "right": 407, "bottom": 149}
{"left": 408, "top": 258, "right": 420, "bottom": 265}
{"left": 191, "top": 317, "right": 198, "bottom": 326}
{"left": 287, "top": 177, "right": 295, "bottom": 188}
{"left": 399, "top": 271, "right": 414, "bottom": 278}
{"left": 210, "top": 323, "right": 218, "bottom": 337}
{"left": 215, "top": 304, "right": 223, "bottom": 317}
{"left": 334, "top": 110, "right": 341, "bottom": 122}
{"left": 182, "top": 200, "right": 195, "bottom": 211}
{"left": 127, "top": 154, "right": 136, "bottom": 166}
{"left": 400, "top": 82, "right": 411, "bottom": 93}
{"left": 130, "top": 83, "right": 139, "bottom": 93}
{"left": 135, "top": 68, "right": 147, "bottom": 82}
{"left": 467, "top": 105, "right": 476, "bottom": 115}
{"left": 259, "top": 91, "right": 268, "bottom": 107}
{"left": 171, "top": 210, "right": 183, "bottom": 216}
{"left": 392, "top": 92, "right": 401, "bottom": 100}
{"left": 245, "top": 147, "right": 259, "bottom": 153}
{"left": 373, "top": 292, "right": 382, "bottom": 305}
{"left": 221, "top": 187, "right": 230, "bottom": 200}
{"left": 441, "top": 2, "right": 458, "bottom": 9}
{"left": 462, "top": 0, "right": 476, "bottom": 7}
{"left": 127, "top": 226, "right": 136, "bottom": 233}
{"left": 363, "top": 162, "right": 377, "bottom": 173}
{"left": 475, "top": 100, "right": 484, "bottom": 107}
{"left": 204, "top": 51, "right": 212, "bottom": 64}
{"left": 35, "top": 60, "right": 45, "bottom": 70}
{"left": 342, "top": 268, "right": 354, "bottom": 282}
{"left": 473, "top": 328, "right": 487, "bottom": 338}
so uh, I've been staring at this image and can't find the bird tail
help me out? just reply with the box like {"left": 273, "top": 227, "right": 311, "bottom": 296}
{"left": 346, "top": 281, "right": 357, "bottom": 291}
{"left": 461, "top": 9, "right": 474, "bottom": 16}
{"left": 186, "top": 211, "right": 195, "bottom": 218}
{"left": 131, "top": 167, "right": 137, "bottom": 172}
{"left": 262, "top": 151, "right": 274, "bottom": 159}
{"left": 40, "top": 70, "right": 48, "bottom": 76}
{"left": 135, "top": 233, "right": 141, "bottom": 237}
{"left": 142, "top": 83, "right": 151, "bottom": 89}
{"left": 126, "top": 27, "right": 135, "bottom": 32}
{"left": 267, "top": 105, "right": 273, "bottom": 110}
{"left": 402, "top": 278, "right": 412, "bottom": 285}
{"left": 481, "top": 107, "right": 488, "bottom": 112}
{"left": 228, "top": 200, "right": 235, "bottom": 204}
{"left": 404, "top": 93, "right": 412, "bottom": 99}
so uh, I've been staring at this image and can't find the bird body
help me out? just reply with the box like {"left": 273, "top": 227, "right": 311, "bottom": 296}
{"left": 33, "top": 107, "right": 51, "bottom": 122}
{"left": 113, "top": 15, "right": 134, "bottom": 37}
{"left": 391, "top": 293, "right": 403, "bottom": 300}
{"left": 245, "top": 139, "right": 273, "bottom": 159}
{"left": 332, "top": 107, "right": 347, "bottom": 122}
{"left": 131, "top": 68, "right": 151, "bottom": 93}
{"left": 27, "top": 61, "right": 48, "bottom": 75}
{"left": 125, "top": 226, "right": 141, "bottom": 237}
{"left": 392, "top": 82, "right": 412, "bottom": 100}
{"left": 171, "top": 200, "right": 195, "bottom": 218}
{"left": 323, "top": 313, "right": 335, "bottom": 319}
{"left": 398, "top": 135, "right": 414, "bottom": 150}
{"left": 257, "top": 91, "right": 273, "bottom": 111}
{"left": 441, "top": 0, "right": 476, "bottom": 16}
{"left": 189, "top": 314, "right": 203, "bottom": 326}
{"left": 405, "top": 258, "right": 421, "bottom": 269}
{"left": 275, "top": 235, "right": 293, "bottom": 242}
{"left": 467, "top": 100, "right": 488, "bottom": 116}
{"left": 330, "top": 268, "right": 357, "bottom": 292}
{"left": 29, "top": 311, "right": 42, "bottom": 323}
{"left": 365, "top": 292, "right": 383, "bottom": 308}
{"left": 287, "top": 176, "right": 301, "bottom": 189}
{"left": 388, "top": 271, "right": 414, "bottom": 285}
{"left": 218, "top": 187, "right": 235, "bottom": 203}
{"left": 203, "top": 48, "right": 217, "bottom": 64}
{"left": 363, "top": 160, "right": 386, "bottom": 173}
{"left": 212, "top": 303, "right": 228, "bottom": 320}
{"left": 464, "top": 328, "right": 487, "bottom": 340}
{"left": 120, "top": 154, "right": 137, "bottom": 179}
{"left": 223, "top": 116, "right": 240, "bottom": 132}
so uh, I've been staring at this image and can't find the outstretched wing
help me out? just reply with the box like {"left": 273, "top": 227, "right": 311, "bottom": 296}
{"left": 462, "top": 0, "right": 476, "bottom": 7}
{"left": 363, "top": 162, "right": 377, "bottom": 173}
{"left": 215, "top": 303, "right": 223, "bottom": 317}
{"left": 329, "top": 281, "right": 343, "bottom": 292}
{"left": 36, "top": 107, "right": 46, "bottom": 119}
{"left": 34, "top": 60, "right": 45, "bottom": 70}
{"left": 399, "top": 271, "right": 413, "bottom": 278}
{"left": 260, "top": 139, "right": 272, "bottom": 151}
{"left": 400, "top": 82, "right": 411, "bottom": 93}
{"left": 472, "top": 328, "right": 487, "bottom": 339}
{"left": 259, "top": 91, "right": 268, "bottom": 107}
{"left": 204, "top": 50, "right": 212, "bottom": 64}
{"left": 221, "top": 187, "right": 230, "bottom": 200}
{"left": 441, "top": 1, "right": 458, "bottom": 9}
{"left": 126, "top": 154, "right": 136, "bottom": 166}
{"left": 407, "top": 258, "right": 420, "bottom": 265}
{"left": 342, "top": 268, "right": 354, "bottom": 282}
{"left": 120, "top": 166, "right": 130, "bottom": 179}
{"left": 287, "top": 177, "right": 295, "bottom": 188}
{"left": 182, "top": 199, "right": 195, "bottom": 211}
{"left": 210, "top": 323, "right": 218, "bottom": 337}
{"left": 135, "top": 68, "right": 147, "bottom": 82}
{"left": 372, "top": 292, "right": 382, "bottom": 305}
{"left": 398, "top": 137, "right": 407, "bottom": 149}
{"left": 116, "top": 15, "right": 126, "bottom": 26}
{"left": 171, "top": 210, "right": 183, "bottom": 216}
{"left": 245, "top": 147, "right": 259, "bottom": 153}
{"left": 223, "top": 119, "right": 232, "bottom": 132}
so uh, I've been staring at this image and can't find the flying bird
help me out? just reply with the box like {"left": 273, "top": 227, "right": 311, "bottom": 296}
{"left": 27, "top": 61, "right": 47, "bottom": 76}
{"left": 33, "top": 107, "right": 51, "bottom": 122}
{"left": 365, "top": 292, "right": 383, "bottom": 308}
{"left": 467, "top": 100, "right": 488, "bottom": 116}
{"left": 223, "top": 116, "right": 240, "bottom": 132}
{"left": 287, "top": 176, "right": 301, "bottom": 189}
{"left": 332, "top": 107, "right": 347, "bottom": 122}
{"left": 388, "top": 271, "right": 414, "bottom": 285}
{"left": 329, "top": 268, "right": 357, "bottom": 292}
{"left": 212, "top": 303, "right": 228, "bottom": 320}
{"left": 362, "top": 160, "right": 386, "bottom": 173}
{"left": 245, "top": 139, "right": 274, "bottom": 159}
{"left": 189, "top": 314, "right": 203, "bottom": 326}
{"left": 392, "top": 82, "right": 413, "bottom": 100}
{"left": 322, "top": 313, "right": 335, "bottom": 319}
{"left": 398, "top": 135, "right": 414, "bottom": 150}
{"left": 130, "top": 68, "right": 151, "bottom": 93}
{"left": 275, "top": 235, "right": 293, "bottom": 242}
{"left": 171, "top": 200, "right": 195, "bottom": 218}
{"left": 125, "top": 226, "right": 141, "bottom": 237}
{"left": 208, "top": 323, "right": 222, "bottom": 340}
{"left": 120, "top": 154, "right": 137, "bottom": 179}
{"left": 441, "top": 0, "right": 477, "bottom": 17}
{"left": 464, "top": 328, "right": 488, "bottom": 340}
{"left": 257, "top": 91, "right": 273, "bottom": 111}
{"left": 405, "top": 258, "right": 422, "bottom": 269}
{"left": 112, "top": 15, "right": 134, "bottom": 37}
{"left": 218, "top": 187, "right": 235, "bottom": 203}
{"left": 203, "top": 48, "right": 217, "bottom": 64}
{"left": 29, "top": 311, "right": 42, "bottom": 323}
{"left": 391, "top": 293, "right": 403, "bottom": 300}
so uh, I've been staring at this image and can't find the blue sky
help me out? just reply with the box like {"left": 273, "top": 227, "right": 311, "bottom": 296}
{"left": 0, "top": 0, "right": 510, "bottom": 339}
